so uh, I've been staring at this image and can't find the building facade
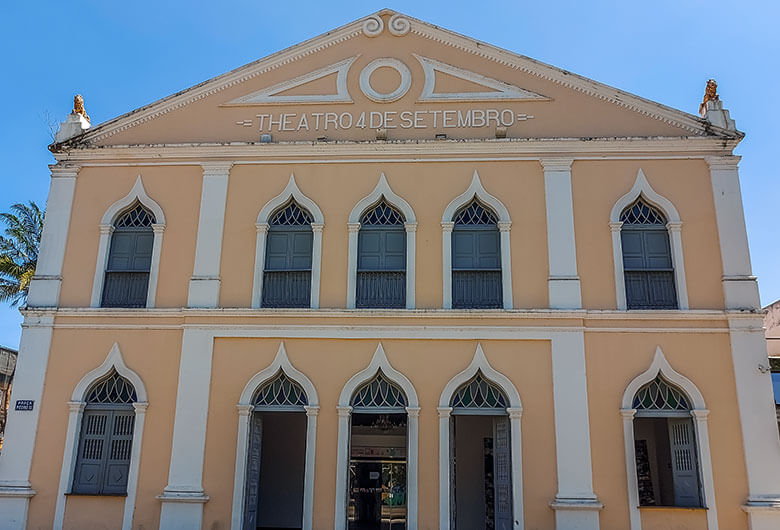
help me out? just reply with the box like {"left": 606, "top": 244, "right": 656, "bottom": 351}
{"left": 0, "top": 346, "right": 17, "bottom": 452}
{"left": 1, "top": 9, "right": 779, "bottom": 530}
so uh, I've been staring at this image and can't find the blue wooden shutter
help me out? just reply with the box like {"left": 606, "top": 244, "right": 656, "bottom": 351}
{"left": 72, "top": 410, "right": 111, "bottom": 494}
{"left": 103, "top": 410, "right": 134, "bottom": 494}
{"left": 263, "top": 228, "right": 312, "bottom": 308}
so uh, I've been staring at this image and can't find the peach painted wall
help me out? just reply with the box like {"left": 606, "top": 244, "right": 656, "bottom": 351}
{"left": 26, "top": 328, "right": 182, "bottom": 530}
{"left": 586, "top": 332, "right": 749, "bottom": 530}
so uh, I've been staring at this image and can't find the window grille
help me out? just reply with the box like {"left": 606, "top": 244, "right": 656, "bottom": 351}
{"left": 360, "top": 199, "right": 405, "bottom": 226}
{"left": 450, "top": 372, "right": 508, "bottom": 412}
{"left": 86, "top": 369, "right": 137, "bottom": 404}
{"left": 620, "top": 198, "right": 667, "bottom": 225}
{"left": 114, "top": 203, "right": 155, "bottom": 228}
{"left": 454, "top": 198, "right": 498, "bottom": 226}
{"left": 269, "top": 201, "right": 313, "bottom": 226}
{"left": 351, "top": 370, "right": 407, "bottom": 411}
{"left": 253, "top": 371, "right": 308, "bottom": 409}
{"left": 633, "top": 375, "right": 690, "bottom": 412}
{"left": 72, "top": 370, "right": 137, "bottom": 495}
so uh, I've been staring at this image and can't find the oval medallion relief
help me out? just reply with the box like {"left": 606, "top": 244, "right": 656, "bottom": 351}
{"left": 359, "top": 58, "right": 412, "bottom": 103}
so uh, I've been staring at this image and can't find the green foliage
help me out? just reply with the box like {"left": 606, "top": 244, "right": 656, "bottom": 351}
{"left": 0, "top": 202, "right": 44, "bottom": 307}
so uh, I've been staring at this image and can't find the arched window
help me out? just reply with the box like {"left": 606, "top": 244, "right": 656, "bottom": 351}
{"left": 620, "top": 198, "right": 677, "bottom": 309}
{"left": 101, "top": 203, "right": 155, "bottom": 308}
{"left": 630, "top": 374, "right": 702, "bottom": 507}
{"left": 262, "top": 200, "right": 314, "bottom": 308}
{"left": 356, "top": 199, "right": 406, "bottom": 308}
{"left": 71, "top": 369, "right": 137, "bottom": 495}
{"left": 452, "top": 198, "right": 502, "bottom": 309}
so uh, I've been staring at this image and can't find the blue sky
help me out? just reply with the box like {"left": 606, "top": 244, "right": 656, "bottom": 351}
{"left": 0, "top": 1, "right": 778, "bottom": 349}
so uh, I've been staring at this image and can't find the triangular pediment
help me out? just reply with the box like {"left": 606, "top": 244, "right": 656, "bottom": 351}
{"left": 56, "top": 9, "right": 740, "bottom": 149}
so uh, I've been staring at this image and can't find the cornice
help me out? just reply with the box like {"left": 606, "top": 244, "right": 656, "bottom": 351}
{"left": 52, "top": 136, "right": 738, "bottom": 165}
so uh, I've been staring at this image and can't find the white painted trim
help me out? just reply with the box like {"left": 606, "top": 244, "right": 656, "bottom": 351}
{"left": 334, "top": 343, "right": 419, "bottom": 529}
{"left": 159, "top": 329, "right": 213, "bottom": 528}
{"left": 252, "top": 173, "right": 325, "bottom": 309}
{"left": 621, "top": 347, "right": 717, "bottom": 530}
{"left": 441, "top": 170, "right": 512, "bottom": 309}
{"left": 610, "top": 169, "right": 688, "bottom": 310}
{"left": 415, "top": 54, "right": 548, "bottom": 102}
{"left": 358, "top": 58, "right": 412, "bottom": 103}
{"left": 0, "top": 314, "right": 54, "bottom": 528}
{"left": 55, "top": 343, "right": 148, "bottom": 530}
{"left": 437, "top": 344, "right": 524, "bottom": 530}
{"left": 347, "top": 173, "right": 417, "bottom": 309}
{"left": 225, "top": 56, "right": 357, "bottom": 105}
{"left": 541, "top": 158, "right": 581, "bottom": 309}
{"left": 90, "top": 176, "right": 166, "bottom": 308}
{"left": 706, "top": 156, "right": 760, "bottom": 309}
{"left": 231, "top": 343, "right": 318, "bottom": 530}
{"left": 27, "top": 166, "right": 78, "bottom": 308}
{"left": 188, "top": 163, "right": 232, "bottom": 308}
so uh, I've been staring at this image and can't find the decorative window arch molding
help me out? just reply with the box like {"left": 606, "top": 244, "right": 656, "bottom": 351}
{"left": 334, "top": 343, "right": 420, "bottom": 530}
{"left": 230, "top": 343, "right": 319, "bottom": 530}
{"left": 347, "top": 173, "right": 417, "bottom": 309}
{"left": 620, "top": 347, "right": 717, "bottom": 530}
{"left": 442, "top": 171, "right": 513, "bottom": 309}
{"left": 90, "top": 176, "right": 166, "bottom": 308}
{"left": 252, "top": 174, "right": 325, "bottom": 309}
{"left": 610, "top": 169, "right": 688, "bottom": 310}
{"left": 54, "top": 343, "right": 148, "bottom": 530}
{"left": 437, "top": 344, "right": 523, "bottom": 530}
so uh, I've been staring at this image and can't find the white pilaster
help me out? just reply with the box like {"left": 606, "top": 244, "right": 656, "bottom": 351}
{"left": 251, "top": 223, "right": 269, "bottom": 309}
{"left": 691, "top": 410, "right": 719, "bottom": 530}
{"left": 498, "top": 221, "right": 514, "bottom": 309}
{"left": 230, "top": 404, "right": 253, "bottom": 530}
{"left": 346, "top": 224, "right": 360, "bottom": 309}
{"left": 0, "top": 312, "right": 55, "bottom": 529}
{"left": 334, "top": 405, "right": 352, "bottom": 529}
{"left": 53, "top": 401, "right": 85, "bottom": 530}
{"left": 188, "top": 162, "right": 232, "bottom": 308}
{"left": 541, "top": 158, "right": 582, "bottom": 309}
{"left": 441, "top": 222, "right": 454, "bottom": 309}
{"left": 549, "top": 332, "right": 602, "bottom": 529}
{"left": 310, "top": 224, "right": 324, "bottom": 309}
{"left": 405, "top": 223, "right": 417, "bottom": 309}
{"left": 437, "top": 407, "right": 452, "bottom": 530}
{"left": 158, "top": 329, "right": 212, "bottom": 529}
{"left": 90, "top": 224, "right": 114, "bottom": 307}
{"left": 27, "top": 165, "right": 78, "bottom": 308}
{"left": 728, "top": 316, "right": 780, "bottom": 527}
{"left": 406, "top": 406, "right": 420, "bottom": 530}
{"left": 706, "top": 156, "right": 760, "bottom": 309}
{"left": 620, "top": 409, "right": 641, "bottom": 530}
{"left": 303, "top": 406, "right": 319, "bottom": 530}
{"left": 507, "top": 407, "right": 525, "bottom": 530}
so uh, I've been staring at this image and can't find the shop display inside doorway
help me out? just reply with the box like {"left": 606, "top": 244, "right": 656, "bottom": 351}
{"left": 349, "top": 413, "right": 408, "bottom": 530}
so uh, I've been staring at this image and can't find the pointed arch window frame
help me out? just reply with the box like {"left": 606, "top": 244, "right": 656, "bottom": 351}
{"left": 437, "top": 344, "right": 523, "bottom": 530}
{"left": 231, "top": 343, "right": 319, "bottom": 530}
{"left": 347, "top": 173, "right": 417, "bottom": 309}
{"left": 620, "top": 347, "right": 717, "bottom": 530}
{"left": 91, "top": 176, "right": 166, "bottom": 308}
{"left": 334, "top": 343, "right": 420, "bottom": 530}
{"left": 610, "top": 169, "right": 688, "bottom": 310}
{"left": 442, "top": 170, "right": 513, "bottom": 309}
{"left": 54, "top": 343, "right": 148, "bottom": 530}
{"left": 252, "top": 174, "right": 325, "bottom": 309}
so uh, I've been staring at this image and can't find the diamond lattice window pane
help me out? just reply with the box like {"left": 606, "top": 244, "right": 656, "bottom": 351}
{"left": 453, "top": 198, "right": 498, "bottom": 226}
{"left": 451, "top": 372, "right": 508, "bottom": 409}
{"left": 86, "top": 369, "right": 137, "bottom": 404}
{"left": 114, "top": 204, "right": 155, "bottom": 228}
{"left": 632, "top": 374, "right": 690, "bottom": 411}
{"left": 360, "top": 199, "right": 405, "bottom": 226}
{"left": 351, "top": 370, "right": 407, "bottom": 409}
{"left": 269, "top": 201, "right": 313, "bottom": 226}
{"left": 253, "top": 371, "right": 308, "bottom": 407}
{"left": 620, "top": 198, "right": 667, "bottom": 225}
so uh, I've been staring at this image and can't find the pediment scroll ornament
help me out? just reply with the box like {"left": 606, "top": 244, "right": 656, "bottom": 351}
{"left": 362, "top": 12, "right": 411, "bottom": 37}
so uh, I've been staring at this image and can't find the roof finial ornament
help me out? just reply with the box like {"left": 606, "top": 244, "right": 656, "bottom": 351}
{"left": 73, "top": 94, "right": 90, "bottom": 124}
{"left": 699, "top": 79, "right": 718, "bottom": 118}
{"left": 698, "top": 78, "right": 737, "bottom": 131}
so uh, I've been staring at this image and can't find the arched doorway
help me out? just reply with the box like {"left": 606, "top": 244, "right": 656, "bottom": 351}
{"left": 232, "top": 344, "right": 318, "bottom": 530}
{"left": 438, "top": 345, "right": 523, "bottom": 530}
{"left": 335, "top": 344, "right": 419, "bottom": 530}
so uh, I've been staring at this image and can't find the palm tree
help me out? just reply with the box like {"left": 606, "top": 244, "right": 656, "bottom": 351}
{"left": 0, "top": 202, "right": 44, "bottom": 307}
